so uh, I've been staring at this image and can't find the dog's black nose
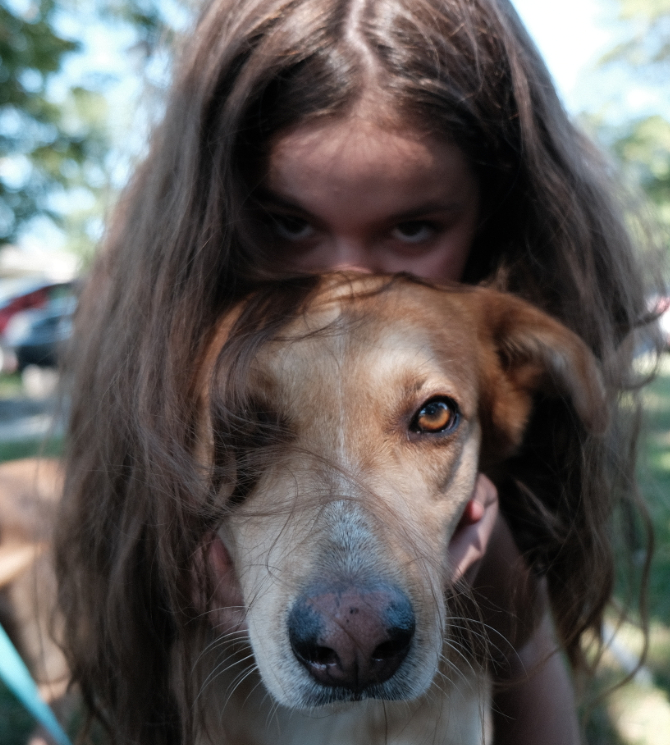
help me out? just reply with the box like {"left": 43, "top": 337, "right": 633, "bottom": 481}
{"left": 288, "top": 584, "right": 415, "bottom": 692}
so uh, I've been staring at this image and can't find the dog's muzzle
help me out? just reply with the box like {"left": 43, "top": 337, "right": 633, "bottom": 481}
{"left": 288, "top": 582, "right": 415, "bottom": 695}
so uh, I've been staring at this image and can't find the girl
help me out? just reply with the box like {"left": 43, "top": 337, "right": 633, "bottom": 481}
{"left": 55, "top": 0, "right": 654, "bottom": 743}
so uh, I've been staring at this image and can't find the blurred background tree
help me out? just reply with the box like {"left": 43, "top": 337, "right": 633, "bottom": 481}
{"left": 604, "top": 0, "right": 670, "bottom": 68}
{"left": 593, "top": 0, "right": 670, "bottom": 241}
{"left": 0, "top": 0, "right": 190, "bottom": 265}
{"left": 612, "top": 114, "right": 670, "bottom": 230}
{"left": 0, "top": 0, "right": 108, "bottom": 250}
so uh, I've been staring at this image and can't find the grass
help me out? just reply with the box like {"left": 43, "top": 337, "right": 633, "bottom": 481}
{"left": 582, "top": 357, "right": 670, "bottom": 744}
{"left": 0, "top": 373, "right": 24, "bottom": 399}
{"left": 639, "top": 364, "right": 670, "bottom": 627}
{"left": 0, "top": 436, "right": 63, "bottom": 463}
{"left": 641, "top": 374, "right": 670, "bottom": 691}
{"left": 0, "top": 366, "right": 669, "bottom": 743}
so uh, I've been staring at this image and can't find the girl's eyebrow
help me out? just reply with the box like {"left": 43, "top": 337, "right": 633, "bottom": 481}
{"left": 389, "top": 202, "right": 465, "bottom": 220}
{"left": 257, "top": 190, "right": 464, "bottom": 220}
{"left": 256, "top": 190, "right": 309, "bottom": 213}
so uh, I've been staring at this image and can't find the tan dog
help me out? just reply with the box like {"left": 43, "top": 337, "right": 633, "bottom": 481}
{"left": 194, "top": 274, "right": 605, "bottom": 745}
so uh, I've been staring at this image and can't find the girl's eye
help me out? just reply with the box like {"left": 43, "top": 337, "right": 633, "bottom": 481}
{"left": 409, "top": 397, "right": 460, "bottom": 435}
{"left": 271, "top": 214, "right": 315, "bottom": 241}
{"left": 391, "top": 221, "right": 435, "bottom": 243}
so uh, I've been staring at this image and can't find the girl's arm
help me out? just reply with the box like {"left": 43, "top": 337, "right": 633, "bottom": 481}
{"left": 493, "top": 613, "right": 580, "bottom": 745}
{"left": 471, "top": 476, "right": 581, "bottom": 745}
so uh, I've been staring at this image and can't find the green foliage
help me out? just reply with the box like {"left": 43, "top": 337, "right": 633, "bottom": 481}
{"left": 612, "top": 115, "right": 670, "bottom": 230}
{"left": 99, "top": 0, "right": 181, "bottom": 53}
{"left": 0, "top": 0, "right": 109, "bottom": 246}
{"left": 0, "top": 0, "right": 194, "bottom": 261}
{"left": 638, "top": 363, "right": 670, "bottom": 625}
{"left": 591, "top": 1, "right": 670, "bottom": 251}
{"left": 618, "top": 0, "right": 670, "bottom": 20}
{"left": 603, "top": 0, "right": 670, "bottom": 67}
{"left": 0, "top": 433, "right": 63, "bottom": 461}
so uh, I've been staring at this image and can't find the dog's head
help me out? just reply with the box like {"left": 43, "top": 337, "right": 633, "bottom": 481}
{"left": 196, "top": 273, "right": 605, "bottom": 708}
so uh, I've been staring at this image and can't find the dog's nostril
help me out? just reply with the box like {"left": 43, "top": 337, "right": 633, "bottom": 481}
{"left": 288, "top": 584, "right": 415, "bottom": 693}
{"left": 372, "top": 633, "right": 411, "bottom": 662}
{"left": 308, "top": 644, "right": 338, "bottom": 667}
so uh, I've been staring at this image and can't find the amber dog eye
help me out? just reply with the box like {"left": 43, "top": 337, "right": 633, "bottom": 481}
{"left": 410, "top": 397, "right": 460, "bottom": 435}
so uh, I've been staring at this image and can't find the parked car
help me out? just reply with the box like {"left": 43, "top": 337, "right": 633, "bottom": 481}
{"left": 3, "top": 296, "right": 75, "bottom": 371}
{"left": 0, "top": 278, "right": 73, "bottom": 335}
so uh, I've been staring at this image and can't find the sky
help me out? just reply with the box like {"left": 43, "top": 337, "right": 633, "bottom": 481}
{"left": 512, "top": 0, "right": 614, "bottom": 110}
{"left": 513, "top": 0, "right": 669, "bottom": 121}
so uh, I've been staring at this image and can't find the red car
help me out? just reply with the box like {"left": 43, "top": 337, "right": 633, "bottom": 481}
{"left": 0, "top": 279, "right": 73, "bottom": 336}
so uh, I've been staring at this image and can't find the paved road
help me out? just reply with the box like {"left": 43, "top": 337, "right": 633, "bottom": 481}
{"left": 0, "top": 397, "right": 62, "bottom": 441}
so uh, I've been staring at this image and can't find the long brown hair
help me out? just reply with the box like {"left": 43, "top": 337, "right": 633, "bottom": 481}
{"left": 55, "top": 0, "right": 655, "bottom": 742}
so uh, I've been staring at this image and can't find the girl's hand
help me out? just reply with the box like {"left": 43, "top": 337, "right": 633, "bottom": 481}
{"left": 448, "top": 473, "right": 499, "bottom": 584}
{"left": 470, "top": 477, "right": 546, "bottom": 654}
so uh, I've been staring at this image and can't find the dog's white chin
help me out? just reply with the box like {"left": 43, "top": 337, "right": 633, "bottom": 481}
{"left": 262, "top": 667, "right": 439, "bottom": 710}
{"left": 289, "top": 665, "right": 437, "bottom": 709}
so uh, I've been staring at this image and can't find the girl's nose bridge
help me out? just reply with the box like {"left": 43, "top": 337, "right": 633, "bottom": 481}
{"left": 329, "top": 236, "right": 377, "bottom": 273}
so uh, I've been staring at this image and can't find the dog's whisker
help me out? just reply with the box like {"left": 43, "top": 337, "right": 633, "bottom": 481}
{"left": 436, "top": 644, "right": 476, "bottom": 682}
{"left": 240, "top": 671, "right": 269, "bottom": 710}
{"left": 223, "top": 663, "right": 262, "bottom": 707}
{"left": 196, "top": 653, "right": 258, "bottom": 705}
{"left": 264, "top": 689, "right": 282, "bottom": 731}
{"left": 214, "top": 664, "right": 263, "bottom": 730}
{"left": 440, "top": 640, "right": 478, "bottom": 676}
{"left": 198, "top": 645, "right": 257, "bottom": 687}
{"left": 445, "top": 619, "right": 514, "bottom": 659}
{"left": 218, "top": 664, "right": 258, "bottom": 707}
{"left": 192, "top": 628, "right": 250, "bottom": 667}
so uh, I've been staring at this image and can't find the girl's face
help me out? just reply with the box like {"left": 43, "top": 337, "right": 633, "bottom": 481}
{"left": 262, "top": 117, "right": 479, "bottom": 282}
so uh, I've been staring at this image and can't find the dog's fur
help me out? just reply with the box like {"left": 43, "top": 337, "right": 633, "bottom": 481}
{"left": 191, "top": 274, "right": 605, "bottom": 744}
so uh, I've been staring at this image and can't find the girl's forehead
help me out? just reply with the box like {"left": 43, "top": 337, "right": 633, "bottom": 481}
{"left": 271, "top": 118, "right": 441, "bottom": 174}
{"left": 265, "top": 117, "right": 477, "bottom": 207}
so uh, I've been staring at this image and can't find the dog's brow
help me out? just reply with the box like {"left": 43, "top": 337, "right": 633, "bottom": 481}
{"left": 402, "top": 378, "right": 429, "bottom": 396}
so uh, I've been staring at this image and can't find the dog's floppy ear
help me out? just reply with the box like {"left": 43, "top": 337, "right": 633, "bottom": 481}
{"left": 466, "top": 288, "right": 607, "bottom": 465}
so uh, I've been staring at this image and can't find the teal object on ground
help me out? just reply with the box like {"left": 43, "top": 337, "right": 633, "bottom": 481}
{"left": 0, "top": 623, "right": 72, "bottom": 745}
